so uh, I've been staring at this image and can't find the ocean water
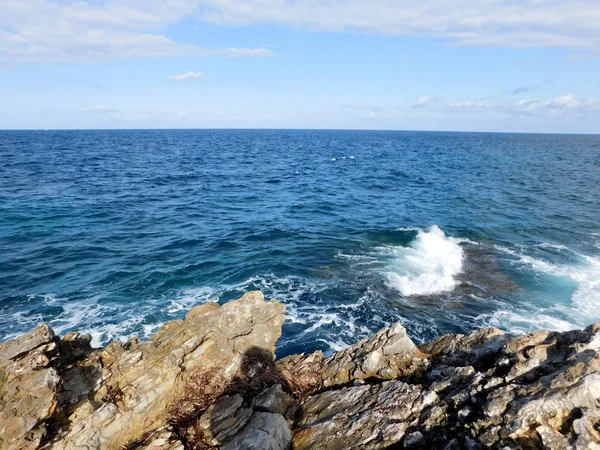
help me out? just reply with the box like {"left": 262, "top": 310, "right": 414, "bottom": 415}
{"left": 1, "top": 129, "right": 599, "bottom": 357}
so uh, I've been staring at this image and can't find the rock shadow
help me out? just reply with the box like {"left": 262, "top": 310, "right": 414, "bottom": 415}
{"left": 170, "top": 346, "right": 297, "bottom": 450}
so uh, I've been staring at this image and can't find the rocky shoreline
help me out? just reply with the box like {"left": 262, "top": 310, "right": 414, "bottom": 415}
{"left": 1, "top": 291, "right": 599, "bottom": 449}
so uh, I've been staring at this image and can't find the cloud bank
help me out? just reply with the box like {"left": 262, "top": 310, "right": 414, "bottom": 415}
{"left": 0, "top": 0, "right": 273, "bottom": 64}
{"left": 1, "top": 0, "right": 599, "bottom": 65}
{"left": 411, "top": 94, "right": 600, "bottom": 118}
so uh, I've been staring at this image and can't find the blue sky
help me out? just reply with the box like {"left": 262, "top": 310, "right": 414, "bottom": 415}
{"left": 1, "top": 0, "right": 599, "bottom": 132}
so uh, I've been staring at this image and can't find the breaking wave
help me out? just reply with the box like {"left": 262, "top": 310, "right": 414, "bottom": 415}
{"left": 385, "top": 225, "right": 465, "bottom": 296}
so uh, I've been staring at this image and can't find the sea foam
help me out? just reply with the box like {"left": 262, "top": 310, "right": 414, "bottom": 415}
{"left": 385, "top": 225, "right": 465, "bottom": 296}
{"left": 489, "top": 243, "right": 600, "bottom": 331}
{"left": 518, "top": 253, "right": 600, "bottom": 324}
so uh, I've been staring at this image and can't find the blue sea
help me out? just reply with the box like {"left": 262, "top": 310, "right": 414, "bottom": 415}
{"left": 1, "top": 130, "right": 599, "bottom": 357}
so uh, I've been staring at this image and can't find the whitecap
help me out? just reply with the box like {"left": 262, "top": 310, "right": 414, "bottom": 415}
{"left": 483, "top": 309, "right": 576, "bottom": 334}
{"left": 167, "top": 286, "right": 217, "bottom": 313}
{"left": 385, "top": 225, "right": 465, "bottom": 296}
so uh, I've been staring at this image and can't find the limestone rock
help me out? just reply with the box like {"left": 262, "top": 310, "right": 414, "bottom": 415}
{"left": 221, "top": 412, "right": 292, "bottom": 450}
{"left": 279, "top": 322, "right": 428, "bottom": 396}
{"left": 251, "top": 384, "right": 298, "bottom": 421}
{"left": 290, "top": 320, "right": 600, "bottom": 449}
{"left": 419, "top": 327, "right": 509, "bottom": 368}
{"left": 3, "top": 290, "right": 600, "bottom": 450}
{"left": 0, "top": 324, "right": 56, "bottom": 361}
{"left": 195, "top": 394, "right": 253, "bottom": 446}
{"left": 294, "top": 380, "right": 436, "bottom": 449}
{"left": 0, "top": 291, "right": 285, "bottom": 450}
{"left": 137, "top": 430, "right": 185, "bottom": 450}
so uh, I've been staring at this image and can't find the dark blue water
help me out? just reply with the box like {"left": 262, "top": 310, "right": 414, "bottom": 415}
{"left": 1, "top": 130, "right": 599, "bottom": 356}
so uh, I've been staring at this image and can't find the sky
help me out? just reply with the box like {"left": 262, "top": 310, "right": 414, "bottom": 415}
{"left": 1, "top": 0, "right": 600, "bottom": 133}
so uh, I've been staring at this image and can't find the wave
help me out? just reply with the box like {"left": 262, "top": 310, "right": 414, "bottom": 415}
{"left": 493, "top": 242, "right": 600, "bottom": 328}
{"left": 7, "top": 231, "right": 597, "bottom": 357}
{"left": 484, "top": 309, "right": 576, "bottom": 335}
{"left": 518, "top": 254, "right": 600, "bottom": 324}
{"left": 385, "top": 225, "right": 465, "bottom": 296}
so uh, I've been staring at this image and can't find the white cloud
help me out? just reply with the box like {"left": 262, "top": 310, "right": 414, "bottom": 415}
{"left": 1, "top": 0, "right": 600, "bottom": 65}
{"left": 413, "top": 93, "right": 600, "bottom": 118}
{"left": 170, "top": 71, "right": 203, "bottom": 81}
{"left": 412, "top": 97, "right": 442, "bottom": 108}
{"left": 195, "top": 0, "right": 600, "bottom": 49}
{"left": 83, "top": 105, "right": 114, "bottom": 113}
{"left": 0, "top": 1, "right": 273, "bottom": 64}
{"left": 517, "top": 94, "right": 600, "bottom": 115}
{"left": 447, "top": 100, "right": 494, "bottom": 110}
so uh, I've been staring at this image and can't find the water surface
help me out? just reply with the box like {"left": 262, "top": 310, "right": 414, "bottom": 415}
{"left": 1, "top": 130, "right": 599, "bottom": 356}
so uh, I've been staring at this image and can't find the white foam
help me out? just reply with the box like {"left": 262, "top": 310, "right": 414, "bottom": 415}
{"left": 484, "top": 309, "right": 577, "bottom": 334}
{"left": 495, "top": 243, "right": 600, "bottom": 326}
{"left": 395, "top": 227, "right": 421, "bottom": 232}
{"left": 526, "top": 254, "right": 600, "bottom": 322}
{"left": 385, "top": 225, "right": 465, "bottom": 296}
{"left": 534, "top": 242, "right": 569, "bottom": 251}
{"left": 320, "top": 338, "right": 351, "bottom": 353}
{"left": 167, "top": 286, "right": 217, "bottom": 313}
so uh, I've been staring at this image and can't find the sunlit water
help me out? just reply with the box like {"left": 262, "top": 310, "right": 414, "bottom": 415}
{"left": 1, "top": 130, "right": 599, "bottom": 357}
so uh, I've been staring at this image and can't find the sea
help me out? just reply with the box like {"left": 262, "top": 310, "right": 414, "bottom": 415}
{"left": 1, "top": 129, "right": 599, "bottom": 357}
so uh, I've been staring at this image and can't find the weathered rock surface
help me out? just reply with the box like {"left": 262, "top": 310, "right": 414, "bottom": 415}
{"left": 2, "top": 290, "right": 600, "bottom": 449}
{"left": 277, "top": 322, "right": 428, "bottom": 396}
{"left": 1, "top": 291, "right": 285, "bottom": 449}
{"left": 294, "top": 380, "right": 438, "bottom": 450}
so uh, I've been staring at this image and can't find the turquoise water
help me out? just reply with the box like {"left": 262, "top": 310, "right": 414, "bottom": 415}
{"left": 1, "top": 130, "right": 599, "bottom": 356}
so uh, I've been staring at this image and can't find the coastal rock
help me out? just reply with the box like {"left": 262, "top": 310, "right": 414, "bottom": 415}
{"left": 138, "top": 430, "right": 185, "bottom": 450}
{"left": 278, "top": 322, "right": 428, "bottom": 396}
{"left": 0, "top": 291, "right": 285, "bottom": 450}
{"left": 289, "top": 322, "right": 600, "bottom": 449}
{"left": 221, "top": 412, "right": 292, "bottom": 450}
{"left": 251, "top": 384, "right": 298, "bottom": 420}
{"left": 0, "top": 324, "right": 92, "bottom": 450}
{"left": 419, "top": 327, "right": 509, "bottom": 368}
{"left": 194, "top": 394, "right": 254, "bottom": 446}
{"left": 2, "top": 290, "right": 600, "bottom": 449}
{"left": 293, "top": 380, "right": 437, "bottom": 449}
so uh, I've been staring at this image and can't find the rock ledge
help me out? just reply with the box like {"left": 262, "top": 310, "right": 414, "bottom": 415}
{"left": 1, "top": 291, "right": 599, "bottom": 449}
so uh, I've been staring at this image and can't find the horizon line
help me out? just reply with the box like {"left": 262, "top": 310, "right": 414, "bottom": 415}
{"left": 1, "top": 127, "right": 599, "bottom": 136}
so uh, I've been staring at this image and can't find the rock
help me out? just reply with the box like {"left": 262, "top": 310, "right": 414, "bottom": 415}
{"left": 403, "top": 431, "right": 424, "bottom": 448}
{"left": 0, "top": 325, "right": 65, "bottom": 449}
{"left": 290, "top": 319, "right": 600, "bottom": 449}
{"left": 0, "top": 324, "right": 56, "bottom": 361}
{"left": 419, "top": 327, "right": 509, "bottom": 368}
{"left": 221, "top": 412, "right": 292, "bottom": 450}
{"left": 277, "top": 351, "right": 326, "bottom": 396}
{"left": 279, "top": 322, "right": 428, "bottom": 396}
{"left": 319, "top": 322, "right": 427, "bottom": 387}
{"left": 0, "top": 291, "right": 285, "bottom": 450}
{"left": 251, "top": 384, "right": 298, "bottom": 420}
{"left": 195, "top": 394, "right": 253, "bottom": 446}
{"left": 293, "top": 380, "right": 435, "bottom": 449}
{"left": 3, "top": 290, "right": 600, "bottom": 450}
{"left": 137, "top": 430, "right": 185, "bottom": 450}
